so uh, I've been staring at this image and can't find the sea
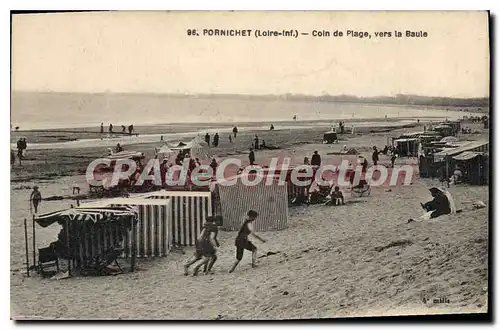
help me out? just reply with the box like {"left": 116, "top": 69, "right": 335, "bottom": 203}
{"left": 11, "top": 92, "right": 476, "bottom": 150}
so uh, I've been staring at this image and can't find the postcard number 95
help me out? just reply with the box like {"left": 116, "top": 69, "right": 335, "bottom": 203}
{"left": 187, "top": 29, "right": 200, "bottom": 36}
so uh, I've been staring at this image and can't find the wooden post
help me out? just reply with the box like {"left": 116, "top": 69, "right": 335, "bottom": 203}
{"left": 66, "top": 218, "right": 72, "bottom": 277}
{"left": 445, "top": 154, "right": 450, "bottom": 188}
{"left": 131, "top": 216, "right": 137, "bottom": 272}
{"left": 32, "top": 215, "right": 36, "bottom": 268}
{"left": 24, "top": 219, "right": 30, "bottom": 277}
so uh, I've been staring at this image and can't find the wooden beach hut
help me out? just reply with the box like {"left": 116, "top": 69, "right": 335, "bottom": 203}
{"left": 216, "top": 174, "right": 289, "bottom": 232}
{"left": 130, "top": 190, "right": 213, "bottom": 246}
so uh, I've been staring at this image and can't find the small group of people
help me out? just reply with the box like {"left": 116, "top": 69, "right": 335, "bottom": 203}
{"left": 183, "top": 210, "right": 267, "bottom": 276}
{"left": 205, "top": 132, "right": 220, "bottom": 147}
{"left": 101, "top": 123, "right": 134, "bottom": 135}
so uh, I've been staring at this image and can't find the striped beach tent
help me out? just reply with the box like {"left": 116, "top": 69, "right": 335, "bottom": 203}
{"left": 130, "top": 190, "right": 212, "bottom": 246}
{"left": 35, "top": 206, "right": 138, "bottom": 271}
{"left": 216, "top": 175, "right": 289, "bottom": 232}
{"left": 80, "top": 198, "right": 172, "bottom": 258}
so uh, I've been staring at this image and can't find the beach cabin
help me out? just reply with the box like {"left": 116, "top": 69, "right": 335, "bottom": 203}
{"left": 451, "top": 152, "right": 488, "bottom": 185}
{"left": 323, "top": 131, "right": 338, "bottom": 144}
{"left": 130, "top": 190, "right": 213, "bottom": 247}
{"left": 432, "top": 140, "right": 489, "bottom": 184}
{"left": 393, "top": 138, "right": 419, "bottom": 157}
{"left": 432, "top": 124, "right": 455, "bottom": 137}
{"left": 215, "top": 173, "right": 289, "bottom": 232}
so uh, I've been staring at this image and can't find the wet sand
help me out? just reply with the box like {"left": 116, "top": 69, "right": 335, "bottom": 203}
{"left": 10, "top": 121, "right": 489, "bottom": 319}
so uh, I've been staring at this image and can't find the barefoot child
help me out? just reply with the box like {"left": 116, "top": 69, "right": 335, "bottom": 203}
{"left": 184, "top": 216, "right": 219, "bottom": 276}
{"left": 229, "top": 210, "right": 266, "bottom": 273}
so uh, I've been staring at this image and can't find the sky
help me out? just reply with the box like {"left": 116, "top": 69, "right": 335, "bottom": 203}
{"left": 11, "top": 11, "right": 490, "bottom": 98}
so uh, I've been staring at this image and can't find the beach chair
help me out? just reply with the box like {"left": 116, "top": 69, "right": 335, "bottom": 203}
{"left": 38, "top": 246, "right": 60, "bottom": 278}
{"left": 96, "top": 246, "right": 124, "bottom": 275}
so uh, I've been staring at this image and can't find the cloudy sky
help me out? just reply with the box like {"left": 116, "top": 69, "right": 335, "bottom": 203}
{"left": 12, "top": 11, "right": 489, "bottom": 97}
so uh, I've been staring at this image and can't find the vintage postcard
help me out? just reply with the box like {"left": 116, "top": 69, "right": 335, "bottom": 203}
{"left": 10, "top": 11, "right": 490, "bottom": 320}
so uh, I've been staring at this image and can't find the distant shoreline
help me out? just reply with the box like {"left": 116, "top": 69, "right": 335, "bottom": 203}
{"left": 11, "top": 90, "right": 490, "bottom": 107}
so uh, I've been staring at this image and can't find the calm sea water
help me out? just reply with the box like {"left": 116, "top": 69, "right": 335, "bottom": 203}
{"left": 11, "top": 92, "right": 472, "bottom": 130}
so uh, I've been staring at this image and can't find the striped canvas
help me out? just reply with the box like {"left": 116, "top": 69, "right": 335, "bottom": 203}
{"left": 109, "top": 200, "right": 172, "bottom": 258}
{"left": 81, "top": 198, "right": 172, "bottom": 258}
{"left": 217, "top": 180, "right": 289, "bottom": 232}
{"left": 133, "top": 191, "right": 212, "bottom": 246}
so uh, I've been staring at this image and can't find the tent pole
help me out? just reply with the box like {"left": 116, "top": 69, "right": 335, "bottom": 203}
{"left": 131, "top": 216, "right": 136, "bottom": 272}
{"left": 24, "top": 219, "right": 30, "bottom": 277}
{"left": 32, "top": 214, "right": 36, "bottom": 268}
{"left": 66, "top": 218, "right": 72, "bottom": 277}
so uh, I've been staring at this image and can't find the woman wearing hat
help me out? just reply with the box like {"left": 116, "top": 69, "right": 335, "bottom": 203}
{"left": 420, "top": 187, "right": 452, "bottom": 219}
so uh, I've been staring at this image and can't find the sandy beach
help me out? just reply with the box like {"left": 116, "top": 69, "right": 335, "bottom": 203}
{"left": 10, "top": 119, "right": 489, "bottom": 320}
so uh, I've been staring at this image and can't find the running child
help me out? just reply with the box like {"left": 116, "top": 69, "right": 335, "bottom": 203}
{"left": 228, "top": 210, "right": 266, "bottom": 273}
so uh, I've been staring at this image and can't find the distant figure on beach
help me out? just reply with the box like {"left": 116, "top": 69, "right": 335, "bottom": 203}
{"left": 30, "top": 186, "right": 42, "bottom": 214}
{"left": 205, "top": 133, "right": 210, "bottom": 146}
{"left": 128, "top": 125, "right": 134, "bottom": 135}
{"left": 390, "top": 151, "right": 398, "bottom": 168}
{"left": 270, "top": 124, "right": 274, "bottom": 131}
{"left": 100, "top": 123, "right": 104, "bottom": 133}
{"left": 233, "top": 126, "right": 238, "bottom": 138}
{"left": 184, "top": 216, "right": 220, "bottom": 276}
{"left": 303, "top": 157, "right": 310, "bottom": 165}
{"left": 15, "top": 126, "right": 19, "bottom": 131}
{"left": 210, "top": 158, "right": 218, "bottom": 174}
{"left": 254, "top": 135, "right": 259, "bottom": 150}
{"left": 417, "top": 119, "right": 420, "bottom": 124}
{"left": 260, "top": 140, "right": 266, "bottom": 149}
{"left": 16, "top": 138, "right": 23, "bottom": 161}
{"left": 311, "top": 151, "right": 321, "bottom": 167}
{"left": 293, "top": 115, "right": 297, "bottom": 121}
{"left": 385, "top": 115, "right": 388, "bottom": 121}
{"left": 229, "top": 210, "right": 266, "bottom": 273}
{"left": 115, "top": 143, "right": 124, "bottom": 153}
{"left": 372, "top": 146, "right": 380, "bottom": 166}
{"left": 109, "top": 123, "right": 113, "bottom": 133}
{"left": 121, "top": 125, "right": 126, "bottom": 132}
{"left": 10, "top": 150, "right": 15, "bottom": 167}
{"left": 249, "top": 148, "right": 255, "bottom": 165}
{"left": 213, "top": 133, "right": 219, "bottom": 147}
{"left": 228, "top": 135, "right": 232, "bottom": 143}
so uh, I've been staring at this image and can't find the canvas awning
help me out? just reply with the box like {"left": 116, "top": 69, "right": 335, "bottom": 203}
{"left": 440, "top": 136, "right": 459, "bottom": 143}
{"left": 434, "top": 140, "right": 489, "bottom": 157}
{"left": 35, "top": 206, "right": 137, "bottom": 228}
{"left": 452, "top": 151, "right": 483, "bottom": 161}
{"left": 394, "top": 138, "right": 418, "bottom": 143}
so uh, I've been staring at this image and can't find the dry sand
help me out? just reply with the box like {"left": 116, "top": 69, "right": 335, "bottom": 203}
{"left": 10, "top": 122, "right": 489, "bottom": 319}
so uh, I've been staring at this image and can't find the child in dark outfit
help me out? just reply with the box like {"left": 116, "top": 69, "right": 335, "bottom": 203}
{"left": 184, "top": 216, "right": 220, "bottom": 276}
{"left": 228, "top": 210, "right": 266, "bottom": 273}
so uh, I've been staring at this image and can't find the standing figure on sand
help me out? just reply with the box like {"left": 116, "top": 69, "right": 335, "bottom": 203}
{"left": 249, "top": 148, "right": 256, "bottom": 165}
{"left": 232, "top": 126, "right": 238, "bottom": 138}
{"left": 30, "top": 186, "right": 42, "bottom": 214}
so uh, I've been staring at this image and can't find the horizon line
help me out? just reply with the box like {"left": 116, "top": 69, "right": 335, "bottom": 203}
{"left": 10, "top": 90, "right": 490, "bottom": 100}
